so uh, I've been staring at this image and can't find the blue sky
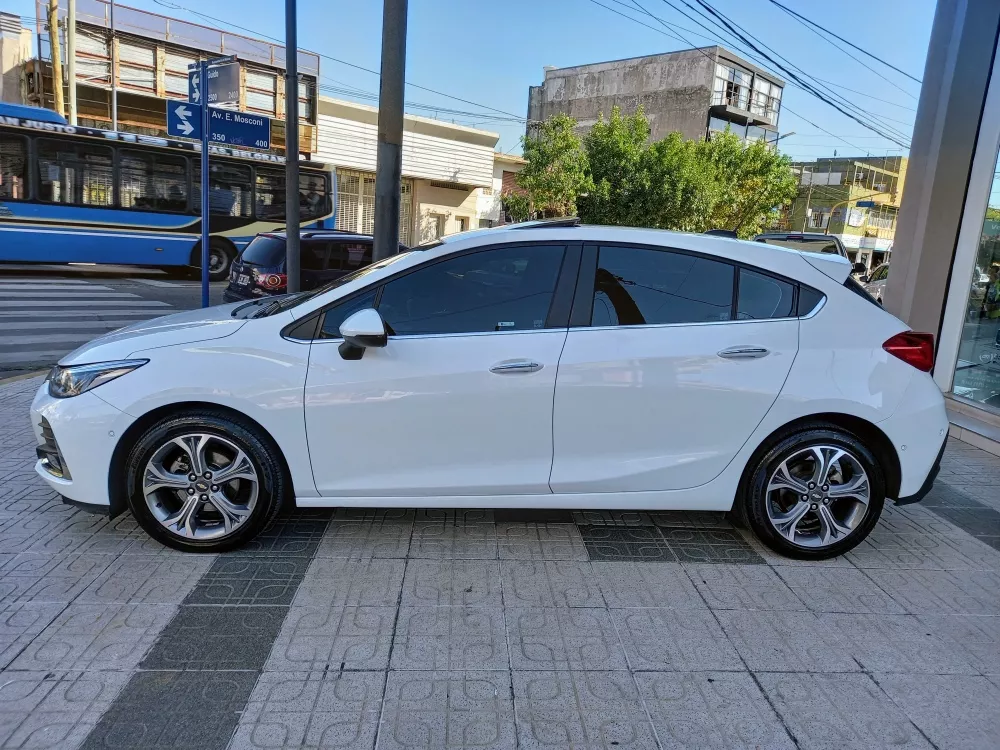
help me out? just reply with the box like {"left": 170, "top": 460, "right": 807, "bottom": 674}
{"left": 7, "top": 0, "right": 935, "bottom": 160}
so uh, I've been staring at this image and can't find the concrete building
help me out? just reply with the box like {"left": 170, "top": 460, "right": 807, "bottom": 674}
{"left": 314, "top": 97, "right": 503, "bottom": 246}
{"left": 0, "top": 12, "right": 31, "bottom": 104}
{"left": 776, "top": 156, "right": 907, "bottom": 271}
{"left": 526, "top": 46, "right": 784, "bottom": 144}
{"left": 476, "top": 152, "right": 527, "bottom": 228}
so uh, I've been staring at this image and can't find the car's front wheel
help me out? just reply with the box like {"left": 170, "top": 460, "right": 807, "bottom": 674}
{"left": 125, "top": 412, "right": 286, "bottom": 552}
{"left": 740, "top": 425, "right": 885, "bottom": 559}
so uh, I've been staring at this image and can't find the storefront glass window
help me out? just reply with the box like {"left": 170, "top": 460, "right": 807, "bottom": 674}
{"left": 951, "top": 149, "right": 1000, "bottom": 412}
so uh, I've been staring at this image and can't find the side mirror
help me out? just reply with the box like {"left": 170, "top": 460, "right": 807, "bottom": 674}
{"left": 859, "top": 275, "right": 869, "bottom": 284}
{"left": 338, "top": 308, "right": 387, "bottom": 360}
{"left": 853, "top": 262, "right": 867, "bottom": 275}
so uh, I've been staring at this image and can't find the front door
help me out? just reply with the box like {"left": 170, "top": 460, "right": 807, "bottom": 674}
{"left": 305, "top": 243, "right": 573, "bottom": 498}
{"left": 550, "top": 243, "right": 799, "bottom": 493}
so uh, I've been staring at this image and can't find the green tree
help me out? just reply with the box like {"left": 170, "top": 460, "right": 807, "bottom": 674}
{"left": 639, "top": 133, "right": 719, "bottom": 232}
{"left": 517, "top": 114, "right": 591, "bottom": 217}
{"left": 579, "top": 106, "right": 650, "bottom": 226}
{"left": 501, "top": 190, "right": 532, "bottom": 223}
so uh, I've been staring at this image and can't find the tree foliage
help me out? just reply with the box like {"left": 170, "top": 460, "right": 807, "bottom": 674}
{"left": 517, "top": 114, "right": 592, "bottom": 217}
{"left": 515, "top": 107, "right": 797, "bottom": 237}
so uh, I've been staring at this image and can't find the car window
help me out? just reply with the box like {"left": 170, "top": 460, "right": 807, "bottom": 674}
{"left": 759, "top": 237, "right": 841, "bottom": 255}
{"left": 591, "top": 245, "right": 734, "bottom": 326}
{"left": 797, "top": 285, "right": 825, "bottom": 316}
{"left": 329, "top": 241, "right": 372, "bottom": 271}
{"left": 301, "top": 240, "right": 329, "bottom": 271}
{"left": 872, "top": 265, "right": 889, "bottom": 282}
{"left": 319, "top": 290, "right": 379, "bottom": 338}
{"left": 737, "top": 269, "right": 795, "bottom": 320}
{"left": 377, "top": 244, "right": 565, "bottom": 335}
{"left": 241, "top": 235, "right": 284, "bottom": 266}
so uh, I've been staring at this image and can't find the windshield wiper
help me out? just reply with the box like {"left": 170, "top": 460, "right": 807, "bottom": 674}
{"left": 251, "top": 299, "right": 284, "bottom": 318}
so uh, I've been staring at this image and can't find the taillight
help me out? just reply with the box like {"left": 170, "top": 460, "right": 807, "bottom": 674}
{"left": 261, "top": 273, "right": 287, "bottom": 289}
{"left": 883, "top": 332, "right": 935, "bottom": 372}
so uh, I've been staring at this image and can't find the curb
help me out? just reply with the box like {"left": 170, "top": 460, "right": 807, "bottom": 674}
{"left": 0, "top": 370, "right": 47, "bottom": 387}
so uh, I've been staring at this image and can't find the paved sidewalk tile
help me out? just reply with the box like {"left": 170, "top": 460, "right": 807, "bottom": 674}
{"left": 316, "top": 521, "right": 413, "bottom": 559}
{"left": 685, "top": 563, "right": 805, "bottom": 611}
{"left": 636, "top": 671, "right": 795, "bottom": 749}
{"left": 917, "top": 613, "right": 1000, "bottom": 675}
{"left": 500, "top": 560, "right": 604, "bottom": 608}
{"left": 379, "top": 671, "right": 516, "bottom": 750}
{"left": 0, "top": 601, "right": 65, "bottom": 669}
{"left": 391, "top": 606, "right": 509, "bottom": 671}
{"left": 757, "top": 672, "right": 933, "bottom": 750}
{"left": 76, "top": 555, "right": 213, "bottom": 604}
{"left": 409, "top": 523, "right": 499, "bottom": 560}
{"left": 507, "top": 608, "right": 628, "bottom": 671}
{"left": 402, "top": 559, "right": 502, "bottom": 607}
{"left": 496, "top": 522, "right": 589, "bottom": 560}
{"left": 294, "top": 558, "right": 406, "bottom": 608}
{"left": 266, "top": 605, "right": 396, "bottom": 671}
{"left": 590, "top": 562, "right": 705, "bottom": 610}
{"left": 513, "top": 670, "right": 658, "bottom": 750}
{"left": 612, "top": 608, "right": 743, "bottom": 672}
{"left": 772, "top": 566, "right": 905, "bottom": 614}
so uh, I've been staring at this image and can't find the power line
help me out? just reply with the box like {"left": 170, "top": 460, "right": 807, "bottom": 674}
{"left": 765, "top": 0, "right": 922, "bottom": 85}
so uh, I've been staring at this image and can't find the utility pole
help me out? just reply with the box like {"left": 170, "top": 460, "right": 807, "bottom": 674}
{"left": 801, "top": 167, "right": 813, "bottom": 232}
{"left": 109, "top": 0, "right": 117, "bottom": 130}
{"left": 284, "top": 0, "right": 300, "bottom": 293}
{"left": 47, "top": 0, "right": 65, "bottom": 118}
{"left": 67, "top": 0, "right": 76, "bottom": 124}
{"left": 372, "top": 0, "right": 408, "bottom": 262}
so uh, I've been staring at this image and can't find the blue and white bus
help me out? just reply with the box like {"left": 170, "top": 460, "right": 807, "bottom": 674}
{"left": 0, "top": 103, "right": 335, "bottom": 279}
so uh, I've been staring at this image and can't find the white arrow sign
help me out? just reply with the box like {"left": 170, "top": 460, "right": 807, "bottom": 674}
{"left": 189, "top": 71, "right": 201, "bottom": 104}
{"left": 174, "top": 106, "right": 194, "bottom": 136}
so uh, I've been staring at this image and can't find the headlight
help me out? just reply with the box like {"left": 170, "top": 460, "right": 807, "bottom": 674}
{"left": 47, "top": 359, "right": 148, "bottom": 399}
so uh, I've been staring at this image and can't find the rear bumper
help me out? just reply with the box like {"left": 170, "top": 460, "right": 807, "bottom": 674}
{"left": 895, "top": 434, "right": 946, "bottom": 506}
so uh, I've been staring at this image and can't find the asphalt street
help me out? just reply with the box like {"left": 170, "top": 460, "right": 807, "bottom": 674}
{"left": 0, "top": 264, "right": 228, "bottom": 376}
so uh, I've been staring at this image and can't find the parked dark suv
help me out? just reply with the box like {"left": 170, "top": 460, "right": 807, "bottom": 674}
{"left": 223, "top": 231, "right": 406, "bottom": 302}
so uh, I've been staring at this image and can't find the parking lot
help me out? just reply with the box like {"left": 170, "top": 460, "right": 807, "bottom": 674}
{"left": 0, "top": 373, "right": 997, "bottom": 749}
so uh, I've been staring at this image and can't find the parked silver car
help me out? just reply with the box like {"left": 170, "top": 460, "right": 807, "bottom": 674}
{"left": 863, "top": 263, "right": 889, "bottom": 304}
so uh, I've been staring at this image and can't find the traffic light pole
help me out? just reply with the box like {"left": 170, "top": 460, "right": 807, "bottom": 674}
{"left": 372, "top": 0, "right": 408, "bottom": 262}
{"left": 284, "top": 0, "right": 301, "bottom": 293}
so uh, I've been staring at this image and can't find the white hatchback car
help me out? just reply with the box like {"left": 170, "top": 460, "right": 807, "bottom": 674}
{"left": 31, "top": 221, "right": 949, "bottom": 558}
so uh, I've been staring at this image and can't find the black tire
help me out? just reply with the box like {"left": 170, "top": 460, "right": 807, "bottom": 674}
{"left": 125, "top": 412, "right": 286, "bottom": 552}
{"left": 190, "top": 240, "right": 235, "bottom": 282}
{"left": 738, "top": 424, "right": 885, "bottom": 560}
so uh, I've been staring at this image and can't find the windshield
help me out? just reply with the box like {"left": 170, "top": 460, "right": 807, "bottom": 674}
{"left": 261, "top": 251, "right": 415, "bottom": 316}
{"left": 241, "top": 235, "right": 285, "bottom": 266}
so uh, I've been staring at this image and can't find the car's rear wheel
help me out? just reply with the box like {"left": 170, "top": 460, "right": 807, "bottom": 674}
{"left": 125, "top": 412, "right": 285, "bottom": 552}
{"left": 740, "top": 426, "right": 885, "bottom": 559}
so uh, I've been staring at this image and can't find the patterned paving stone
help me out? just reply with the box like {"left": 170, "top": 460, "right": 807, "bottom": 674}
{"left": 315, "top": 520, "right": 413, "bottom": 559}
{"left": 76, "top": 555, "right": 213, "bottom": 604}
{"left": 612, "top": 608, "right": 743, "bottom": 672}
{"left": 636, "top": 671, "right": 795, "bottom": 750}
{"left": 228, "top": 670, "right": 384, "bottom": 750}
{"left": 864, "top": 568, "right": 1000, "bottom": 615}
{"left": 378, "top": 671, "right": 516, "bottom": 750}
{"left": 0, "top": 553, "right": 114, "bottom": 605}
{"left": 0, "top": 601, "right": 65, "bottom": 669}
{"left": 917, "top": 613, "right": 1000, "bottom": 675}
{"left": 506, "top": 608, "right": 628, "bottom": 671}
{"left": 590, "top": 562, "right": 705, "bottom": 610}
{"left": 685, "top": 563, "right": 805, "bottom": 611}
{"left": 0, "top": 670, "right": 129, "bottom": 750}
{"left": 757, "top": 672, "right": 933, "bottom": 750}
{"left": 409, "top": 523, "right": 499, "bottom": 560}
{"left": 9, "top": 603, "right": 175, "bottom": 672}
{"left": 266, "top": 605, "right": 396, "bottom": 672}
{"left": 500, "top": 561, "right": 604, "bottom": 608}
{"left": 773, "top": 566, "right": 906, "bottom": 614}
{"left": 391, "top": 606, "right": 509, "bottom": 671}
{"left": 496, "top": 522, "right": 589, "bottom": 561}
{"left": 513, "top": 670, "right": 658, "bottom": 750}
{"left": 402, "top": 560, "right": 502, "bottom": 607}
{"left": 294, "top": 559, "right": 406, "bottom": 608}
{"left": 185, "top": 556, "right": 313, "bottom": 606}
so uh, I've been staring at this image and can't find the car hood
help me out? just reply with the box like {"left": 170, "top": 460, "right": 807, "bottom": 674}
{"left": 58, "top": 303, "right": 248, "bottom": 365}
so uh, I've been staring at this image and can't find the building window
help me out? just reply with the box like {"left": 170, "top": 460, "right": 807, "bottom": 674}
{"left": 951, "top": 148, "right": 1000, "bottom": 413}
{"left": 708, "top": 116, "right": 746, "bottom": 138}
{"left": 712, "top": 63, "right": 752, "bottom": 111}
{"left": 456, "top": 217, "right": 468, "bottom": 233}
{"left": 809, "top": 212, "right": 830, "bottom": 229}
{"left": 751, "top": 78, "right": 782, "bottom": 125}
{"left": 335, "top": 169, "right": 412, "bottom": 245}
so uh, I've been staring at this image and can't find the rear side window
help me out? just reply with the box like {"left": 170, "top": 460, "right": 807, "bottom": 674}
{"left": 737, "top": 269, "right": 795, "bottom": 320}
{"left": 330, "top": 241, "right": 372, "bottom": 271}
{"left": 241, "top": 236, "right": 285, "bottom": 266}
{"left": 301, "top": 241, "right": 329, "bottom": 271}
{"left": 797, "top": 285, "right": 825, "bottom": 316}
{"left": 592, "top": 245, "right": 734, "bottom": 326}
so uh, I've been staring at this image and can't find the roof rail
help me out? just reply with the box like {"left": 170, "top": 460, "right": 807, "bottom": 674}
{"left": 507, "top": 217, "right": 581, "bottom": 229}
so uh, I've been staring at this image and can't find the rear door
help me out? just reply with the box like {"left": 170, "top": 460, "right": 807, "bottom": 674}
{"left": 324, "top": 240, "right": 373, "bottom": 285}
{"left": 300, "top": 240, "right": 331, "bottom": 290}
{"left": 550, "top": 243, "right": 799, "bottom": 493}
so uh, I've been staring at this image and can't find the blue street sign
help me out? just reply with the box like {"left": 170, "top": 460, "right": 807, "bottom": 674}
{"left": 856, "top": 200, "right": 877, "bottom": 208}
{"left": 167, "top": 101, "right": 201, "bottom": 139}
{"left": 208, "top": 108, "right": 271, "bottom": 149}
{"left": 188, "top": 61, "right": 240, "bottom": 107}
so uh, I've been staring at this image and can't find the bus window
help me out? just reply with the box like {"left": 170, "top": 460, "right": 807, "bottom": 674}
{"left": 255, "top": 168, "right": 286, "bottom": 220}
{"left": 119, "top": 150, "right": 188, "bottom": 213}
{"left": 192, "top": 160, "right": 252, "bottom": 217}
{"left": 0, "top": 133, "right": 27, "bottom": 200}
{"left": 300, "top": 174, "right": 327, "bottom": 220}
{"left": 37, "top": 139, "right": 114, "bottom": 206}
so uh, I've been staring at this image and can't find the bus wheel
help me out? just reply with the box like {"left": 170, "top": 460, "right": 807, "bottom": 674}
{"left": 192, "top": 240, "right": 236, "bottom": 282}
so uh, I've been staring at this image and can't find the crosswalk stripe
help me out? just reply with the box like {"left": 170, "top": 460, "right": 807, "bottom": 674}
{"left": 132, "top": 278, "right": 182, "bottom": 288}
{"left": 0, "top": 300, "right": 170, "bottom": 308}
{"left": 0, "top": 310, "right": 160, "bottom": 318}
{"left": 0, "top": 277, "right": 92, "bottom": 285}
{"left": 0, "top": 283, "right": 115, "bottom": 291}
{"left": 1, "top": 320, "right": 143, "bottom": 330}
{"left": 0, "top": 333, "right": 111, "bottom": 346}
{"left": 0, "top": 291, "right": 141, "bottom": 299}
{"left": 0, "top": 351, "right": 70, "bottom": 364}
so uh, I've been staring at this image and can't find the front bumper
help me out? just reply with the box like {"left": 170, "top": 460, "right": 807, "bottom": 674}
{"left": 30, "top": 381, "right": 136, "bottom": 512}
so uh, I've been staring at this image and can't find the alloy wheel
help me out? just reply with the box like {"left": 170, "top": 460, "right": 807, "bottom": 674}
{"left": 764, "top": 445, "right": 871, "bottom": 549}
{"left": 142, "top": 432, "right": 258, "bottom": 540}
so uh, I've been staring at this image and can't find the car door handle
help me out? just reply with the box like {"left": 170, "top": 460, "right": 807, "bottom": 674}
{"left": 718, "top": 346, "right": 770, "bottom": 360}
{"left": 490, "top": 359, "right": 543, "bottom": 374}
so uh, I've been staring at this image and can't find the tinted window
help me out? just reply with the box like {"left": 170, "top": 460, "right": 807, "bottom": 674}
{"left": 759, "top": 236, "right": 841, "bottom": 255}
{"left": 37, "top": 139, "right": 114, "bottom": 206}
{"left": 329, "top": 241, "right": 372, "bottom": 271}
{"left": 119, "top": 150, "right": 188, "bottom": 212}
{"left": 870, "top": 264, "right": 889, "bottom": 282}
{"left": 797, "top": 285, "right": 825, "bottom": 316}
{"left": 592, "top": 245, "right": 734, "bottom": 326}
{"left": 0, "top": 134, "right": 27, "bottom": 200}
{"left": 320, "top": 290, "right": 378, "bottom": 338}
{"left": 378, "top": 245, "right": 565, "bottom": 335}
{"left": 299, "top": 175, "right": 327, "bottom": 221}
{"left": 241, "top": 236, "right": 285, "bottom": 266}
{"left": 255, "top": 168, "right": 285, "bottom": 220}
{"left": 301, "top": 240, "right": 329, "bottom": 271}
{"left": 192, "top": 160, "right": 252, "bottom": 216}
{"left": 737, "top": 269, "right": 795, "bottom": 320}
